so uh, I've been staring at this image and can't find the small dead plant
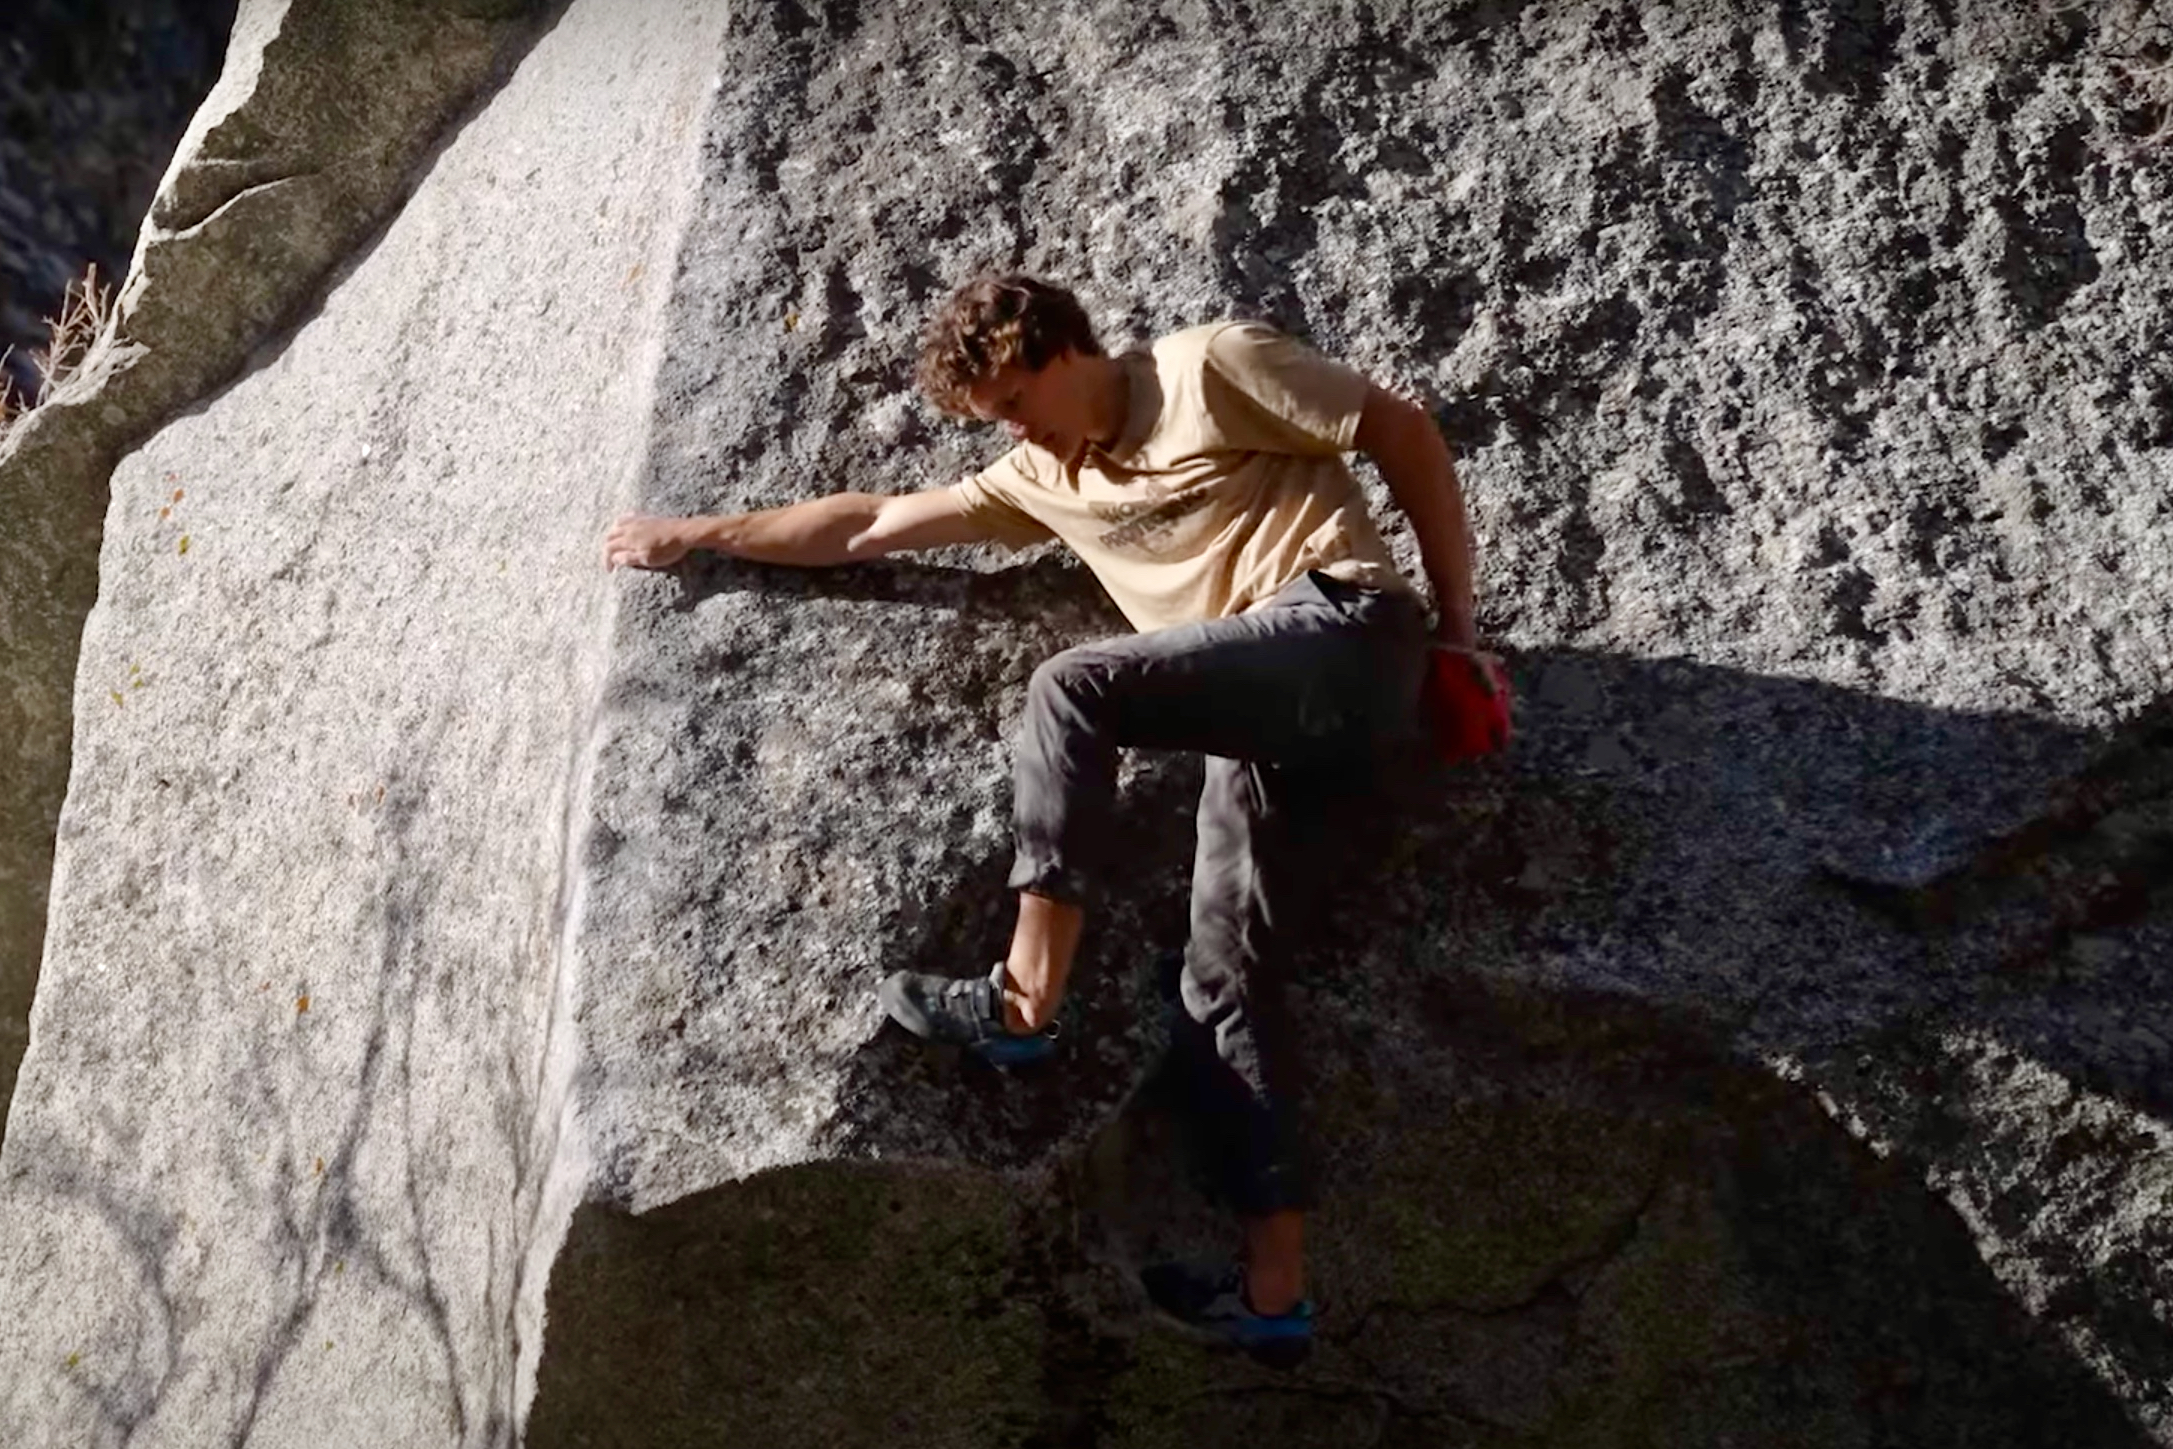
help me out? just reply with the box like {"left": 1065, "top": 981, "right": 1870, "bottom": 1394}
{"left": 0, "top": 262, "right": 116, "bottom": 442}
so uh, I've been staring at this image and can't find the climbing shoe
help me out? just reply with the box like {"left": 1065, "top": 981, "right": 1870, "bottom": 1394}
{"left": 878, "top": 961, "right": 1058, "bottom": 1066}
{"left": 1141, "top": 1261, "right": 1314, "bottom": 1370}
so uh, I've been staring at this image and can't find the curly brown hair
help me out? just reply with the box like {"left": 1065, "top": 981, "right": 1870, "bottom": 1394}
{"left": 915, "top": 273, "right": 1104, "bottom": 417}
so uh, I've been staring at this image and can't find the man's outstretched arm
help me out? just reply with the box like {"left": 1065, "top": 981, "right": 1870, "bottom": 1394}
{"left": 602, "top": 486, "right": 993, "bottom": 570}
{"left": 1353, "top": 387, "right": 1477, "bottom": 650}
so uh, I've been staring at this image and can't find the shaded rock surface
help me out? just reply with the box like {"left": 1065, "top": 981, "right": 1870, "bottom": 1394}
{"left": 531, "top": 984, "right": 2143, "bottom": 1447}
{"left": 3, "top": 0, "right": 2173, "bottom": 1445}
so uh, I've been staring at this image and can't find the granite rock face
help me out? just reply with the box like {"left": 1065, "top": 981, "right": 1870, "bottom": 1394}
{"left": 0, "top": 0, "right": 713, "bottom": 1442}
{"left": 4, "top": 0, "right": 2173, "bottom": 1445}
{"left": 561, "top": 1, "right": 2172, "bottom": 1441}
{"left": 0, "top": 0, "right": 537, "bottom": 1140}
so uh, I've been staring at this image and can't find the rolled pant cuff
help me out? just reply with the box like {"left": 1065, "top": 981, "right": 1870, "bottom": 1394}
{"left": 1006, "top": 854, "right": 1091, "bottom": 906}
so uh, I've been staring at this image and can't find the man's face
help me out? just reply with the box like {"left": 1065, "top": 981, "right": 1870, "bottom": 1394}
{"left": 966, "top": 350, "right": 1096, "bottom": 458}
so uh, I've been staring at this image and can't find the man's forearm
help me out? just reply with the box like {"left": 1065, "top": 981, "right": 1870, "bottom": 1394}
{"left": 1409, "top": 478, "right": 1477, "bottom": 648}
{"left": 605, "top": 486, "right": 985, "bottom": 571}
{"left": 1367, "top": 403, "right": 1477, "bottom": 646}
{"left": 682, "top": 492, "right": 887, "bottom": 565}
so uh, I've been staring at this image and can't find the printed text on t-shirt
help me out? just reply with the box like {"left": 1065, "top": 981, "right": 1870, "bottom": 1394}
{"left": 1090, "top": 485, "right": 1216, "bottom": 553}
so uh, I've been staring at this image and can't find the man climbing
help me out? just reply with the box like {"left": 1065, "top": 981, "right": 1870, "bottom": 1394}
{"left": 602, "top": 273, "right": 1479, "bottom": 1368}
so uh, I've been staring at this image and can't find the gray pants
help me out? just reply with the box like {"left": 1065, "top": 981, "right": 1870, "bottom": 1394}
{"left": 1009, "top": 570, "right": 1427, "bottom": 1214}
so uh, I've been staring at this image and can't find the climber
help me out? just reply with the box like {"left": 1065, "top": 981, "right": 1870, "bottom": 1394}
{"left": 601, "top": 273, "right": 1481, "bottom": 1369}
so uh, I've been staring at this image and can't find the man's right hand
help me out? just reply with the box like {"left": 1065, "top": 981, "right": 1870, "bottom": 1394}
{"left": 603, "top": 514, "right": 693, "bottom": 570}
{"left": 602, "top": 490, "right": 992, "bottom": 571}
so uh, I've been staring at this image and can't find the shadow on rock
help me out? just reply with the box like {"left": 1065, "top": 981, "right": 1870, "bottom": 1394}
{"left": 538, "top": 555, "right": 2171, "bottom": 1443}
{"left": 526, "top": 983, "right": 2147, "bottom": 1449}
{"left": 667, "top": 552, "right": 2165, "bottom": 1156}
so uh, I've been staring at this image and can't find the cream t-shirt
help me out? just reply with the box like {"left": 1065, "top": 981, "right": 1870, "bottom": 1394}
{"left": 949, "top": 321, "right": 1416, "bottom": 633}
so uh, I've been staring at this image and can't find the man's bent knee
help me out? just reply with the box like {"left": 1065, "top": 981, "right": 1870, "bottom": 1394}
{"left": 1024, "top": 647, "right": 1106, "bottom": 723}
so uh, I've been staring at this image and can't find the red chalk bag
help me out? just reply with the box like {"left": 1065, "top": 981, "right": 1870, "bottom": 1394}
{"left": 1422, "top": 646, "right": 1513, "bottom": 763}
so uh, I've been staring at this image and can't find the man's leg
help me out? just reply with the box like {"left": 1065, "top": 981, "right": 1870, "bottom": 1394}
{"left": 1000, "top": 573, "right": 1419, "bottom": 1014}
{"left": 884, "top": 573, "right": 1418, "bottom": 1060}
{"left": 1001, "top": 892, "right": 1081, "bottom": 1031}
{"left": 1243, "top": 1211, "right": 1305, "bottom": 1316}
{"left": 1182, "top": 752, "right": 1344, "bottom": 1316}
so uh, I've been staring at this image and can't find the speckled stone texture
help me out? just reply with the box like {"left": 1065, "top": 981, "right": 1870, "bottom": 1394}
{"left": 560, "top": 0, "right": 2171, "bottom": 1442}
{"left": 4, "top": 0, "right": 2171, "bottom": 1445}
{"left": 0, "top": 0, "right": 535, "bottom": 1146}
{"left": 0, "top": 0, "right": 713, "bottom": 1443}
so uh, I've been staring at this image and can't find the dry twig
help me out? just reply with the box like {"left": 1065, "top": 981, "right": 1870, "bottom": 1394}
{"left": 35, "top": 262, "right": 115, "bottom": 407}
{"left": 0, "top": 262, "right": 115, "bottom": 442}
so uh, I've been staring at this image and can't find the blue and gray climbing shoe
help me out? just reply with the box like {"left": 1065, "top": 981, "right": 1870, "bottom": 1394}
{"left": 878, "top": 961, "right": 1057, "bottom": 1066}
{"left": 1141, "top": 1261, "right": 1314, "bottom": 1370}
